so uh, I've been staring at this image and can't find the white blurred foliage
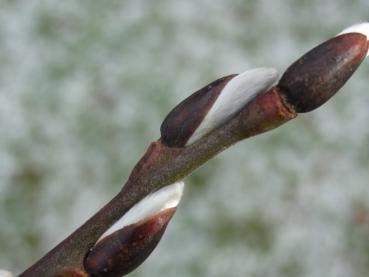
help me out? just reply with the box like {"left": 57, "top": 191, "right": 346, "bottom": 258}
{"left": 1, "top": 0, "right": 369, "bottom": 276}
{"left": 0, "top": 269, "right": 13, "bottom": 277}
{"left": 0, "top": 270, "right": 13, "bottom": 277}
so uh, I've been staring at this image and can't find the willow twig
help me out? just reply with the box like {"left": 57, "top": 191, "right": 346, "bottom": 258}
{"left": 19, "top": 23, "right": 369, "bottom": 277}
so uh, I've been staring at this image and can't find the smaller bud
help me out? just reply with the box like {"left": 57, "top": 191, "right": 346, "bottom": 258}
{"left": 160, "top": 68, "right": 279, "bottom": 147}
{"left": 84, "top": 181, "right": 184, "bottom": 277}
{"left": 279, "top": 29, "right": 368, "bottom": 113}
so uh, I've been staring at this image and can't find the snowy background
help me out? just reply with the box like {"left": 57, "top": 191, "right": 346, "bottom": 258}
{"left": 1, "top": 1, "right": 369, "bottom": 276}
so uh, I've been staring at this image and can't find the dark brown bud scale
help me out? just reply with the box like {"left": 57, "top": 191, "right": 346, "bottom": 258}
{"left": 160, "top": 75, "right": 236, "bottom": 147}
{"left": 84, "top": 208, "right": 176, "bottom": 277}
{"left": 279, "top": 33, "right": 368, "bottom": 112}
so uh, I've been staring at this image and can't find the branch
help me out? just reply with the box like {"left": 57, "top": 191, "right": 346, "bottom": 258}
{"left": 19, "top": 23, "right": 369, "bottom": 277}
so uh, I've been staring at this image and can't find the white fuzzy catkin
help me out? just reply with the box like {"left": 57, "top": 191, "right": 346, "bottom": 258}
{"left": 0, "top": 270, "right": 13, "bottom": 277}
{"left": 338, "top": 22, "right": 369, "bottom": 57}
{"left": 97, "top": 181, "right": 184, "bottom": 242}
{"left": 186, "top": 67, "right": 279, "bottom": 145}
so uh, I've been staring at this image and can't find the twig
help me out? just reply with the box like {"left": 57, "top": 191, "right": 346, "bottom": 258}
{"left": 19, "top": 23, "right": 369, "bottom": 277}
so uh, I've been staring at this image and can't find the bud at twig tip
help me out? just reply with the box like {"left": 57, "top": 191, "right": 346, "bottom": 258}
{"left": 279, "top": 29, "right": 368, "bottom": 113}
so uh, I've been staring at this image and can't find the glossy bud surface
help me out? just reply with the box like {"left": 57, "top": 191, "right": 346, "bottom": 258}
{"left": 279, "top": 33, "right": 368, "bottom": 112}
{"left": 161, "top": 75, "right": 235, "bottom": 147}
{"left": 84, "top": 208, "right": 175, "bottom": 277}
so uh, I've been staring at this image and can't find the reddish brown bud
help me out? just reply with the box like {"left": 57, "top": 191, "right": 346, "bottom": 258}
{"left": 84, "top": 208, "right": 176, "bottom": 277}
{"left": 160, "top": 68, "right": 279, "bottom": 147}
{"left": 160, "top": 75, "right": 235, "bottom": 147}
{"left": 278, "top": 33, "right": 368, "bottom": 112}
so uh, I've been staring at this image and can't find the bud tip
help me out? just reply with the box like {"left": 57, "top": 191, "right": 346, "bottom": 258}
{"left": 338, "top": 22, "right": 369, "bottom": 56}
{"left": 97, "top": 181, "right": 184, "bottom": 242}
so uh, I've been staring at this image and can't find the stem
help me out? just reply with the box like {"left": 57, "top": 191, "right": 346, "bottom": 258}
{"left": 20, "top": 88, "right": 296, "bottom": 276}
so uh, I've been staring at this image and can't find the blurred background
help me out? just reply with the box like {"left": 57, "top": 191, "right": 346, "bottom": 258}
{"left": 1, "top": 0, "right": 369, "bottom": 276}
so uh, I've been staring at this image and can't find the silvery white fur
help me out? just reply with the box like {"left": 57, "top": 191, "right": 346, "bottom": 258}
{"left": 97, "top": 181, "right": 184, "bottom": 242}
{"left": 338, "top": 22, "right": 369, "bottom": 57}
{"left": 186, "top": 67, "right": 279, "bottom": 145}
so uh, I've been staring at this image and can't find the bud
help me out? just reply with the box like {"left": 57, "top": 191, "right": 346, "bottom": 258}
{"left": 160, "top": 75, "right": 235, "bottom": 147}
{"left": 160, "top": 68, "right": 279, "bottom": 147}
{"left": 84, "top": 182, "right": 184, "bottom": 277}
{"left": 279, "top": 30, "right": 368, "bottom": 113}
